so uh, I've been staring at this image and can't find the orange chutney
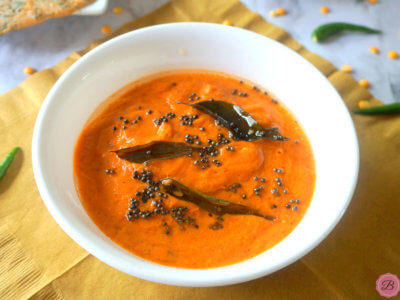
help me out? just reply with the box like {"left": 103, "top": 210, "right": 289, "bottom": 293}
{"left": 73, "top": 71, "right": 316, "bottom": 268}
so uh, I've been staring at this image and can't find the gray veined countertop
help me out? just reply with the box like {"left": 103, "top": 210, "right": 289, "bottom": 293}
{"left": 0, "top": 0, "right": 399, "bottom": 103}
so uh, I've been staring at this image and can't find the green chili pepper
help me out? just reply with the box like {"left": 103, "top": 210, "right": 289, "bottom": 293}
{"left": 353, "top": 103, "right": 400, "bottom": 115}
{"left": 311, "top": 22, "right": 381, "bottom": 42}
{"left": 0, "top": 147, "right": 20, "bottom": 180}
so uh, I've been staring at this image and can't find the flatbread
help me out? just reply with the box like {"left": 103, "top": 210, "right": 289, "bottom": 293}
{"left": 0, "top": 0, "right": 95, "bottom": 35}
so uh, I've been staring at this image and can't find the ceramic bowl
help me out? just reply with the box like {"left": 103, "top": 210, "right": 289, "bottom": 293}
{"left": 32, "top": 23, "right": 359, "bottom": 287}
{"left": 75, "top": 0, "right": 108, "bottom": 15}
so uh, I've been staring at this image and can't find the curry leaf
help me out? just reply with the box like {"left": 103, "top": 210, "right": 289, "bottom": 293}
{"left": 182, "top": 100, "right": 288, "bottom": 141}
{"left": 161, "top": 178, "right": 276, "bottom": 221}
{"left": 112, "top": 141, "right": 200, "bottom": 163}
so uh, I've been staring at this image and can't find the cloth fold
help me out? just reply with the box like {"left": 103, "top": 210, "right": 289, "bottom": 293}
{"left": 0, "top": 0, "right": 398, "bottom": 298}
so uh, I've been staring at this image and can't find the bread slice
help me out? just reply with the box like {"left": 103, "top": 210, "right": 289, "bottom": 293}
{"left": 0, "top": 0, "right": 95, "bottom": 35}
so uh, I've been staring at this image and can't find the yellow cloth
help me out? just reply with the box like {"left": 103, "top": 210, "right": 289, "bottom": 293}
{"left": 1, "top": 0, "right": 399, "bottom": 298}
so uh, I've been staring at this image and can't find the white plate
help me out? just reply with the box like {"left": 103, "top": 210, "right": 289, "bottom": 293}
{"left": 75, "top": 0, "right": 108, "bottom": 15}
{"left": 32, "top": 23, "right": 359, "bottom": 287}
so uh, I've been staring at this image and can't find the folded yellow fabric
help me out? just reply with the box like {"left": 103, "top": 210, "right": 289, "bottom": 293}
{"left": 0, "top": 0, "right": 399, "bottom": 299}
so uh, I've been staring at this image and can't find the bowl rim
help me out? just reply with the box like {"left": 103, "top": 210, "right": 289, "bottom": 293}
{"left": 32, "top": 22, "right": 359, "bottom": 287}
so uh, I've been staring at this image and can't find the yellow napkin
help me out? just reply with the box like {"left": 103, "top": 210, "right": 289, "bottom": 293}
{"left": 1, "top": 0, "right": 399, "bottom": 299}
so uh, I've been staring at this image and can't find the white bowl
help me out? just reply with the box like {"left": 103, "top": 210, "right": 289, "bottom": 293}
{"left": 74, "top": 0, "right": 108, "bottom": 15}
{"left": 32, "top": 23, "right": 359, "bottom": 287}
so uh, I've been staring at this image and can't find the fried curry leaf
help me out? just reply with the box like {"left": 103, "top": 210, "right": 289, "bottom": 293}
{"left": 183, "top": 100, "right": 288, "bottom": 141}
{"left": 112, "top": 141, "right": 200, "bottom": 163}
{"left": 161, "top": 178, "right": 276, "bottom": 221}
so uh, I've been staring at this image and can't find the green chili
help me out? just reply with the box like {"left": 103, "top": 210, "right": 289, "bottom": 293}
{"left": 0, "top": 147, "right": 20, "bottom": 180}
{"left": 311, "top": 22, "right": 381, "bottom": 42}
{"left": 353, "top": 103, "right": 400, "bottom": 115}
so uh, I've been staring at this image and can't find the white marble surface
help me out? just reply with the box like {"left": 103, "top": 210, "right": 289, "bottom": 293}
{"left": 0, "top": 0, "right": 399, "bottom": 103}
